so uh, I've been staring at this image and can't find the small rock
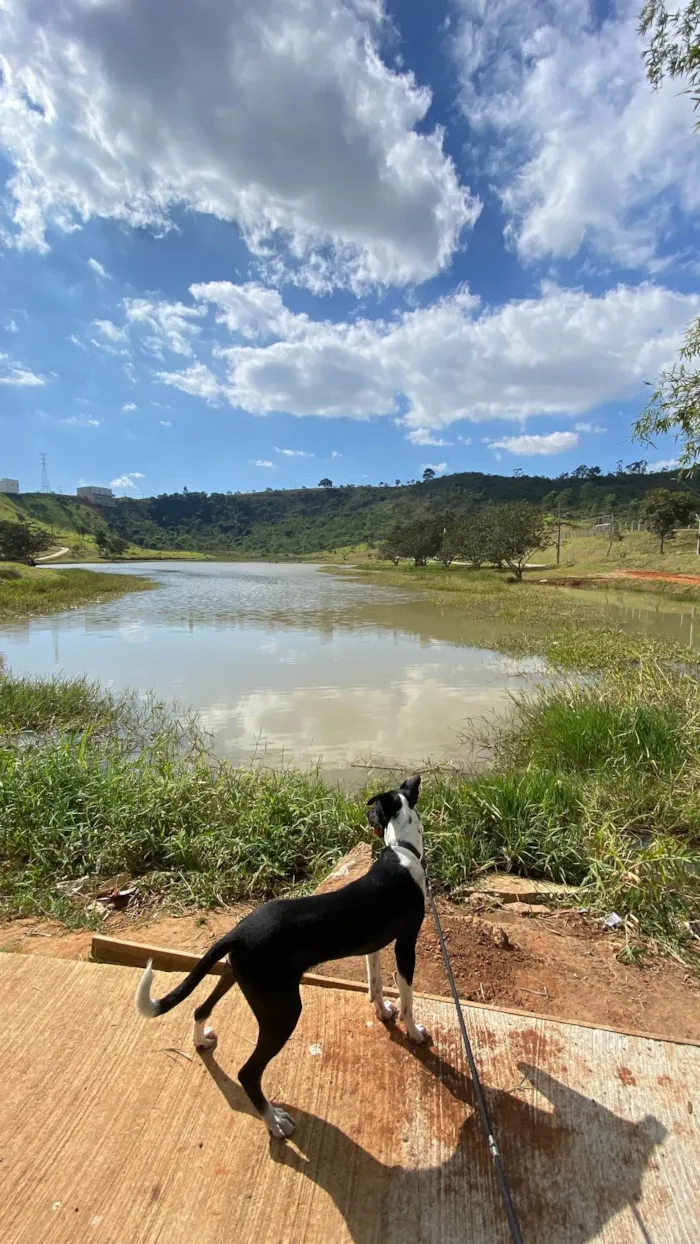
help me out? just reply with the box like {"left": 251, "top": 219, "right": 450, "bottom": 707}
{"left": 508, "top": 902, "right": 552, "bottom": 917}
{"left": 491, "top": 927, "right": 511, "bottom": 949}
{"left": 466, "top": 873, "right": 579, "bottom": 905}
{"left": 95, "top": 873, "right": 131, "bottom": 899}
{"left": 313, "top": 844, "right": 373, "bottom": 895}
{"left": 55, "top": 876, "right": 91, "bottom": 897}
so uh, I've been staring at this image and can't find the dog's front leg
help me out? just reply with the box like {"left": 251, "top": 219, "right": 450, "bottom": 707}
{"left": 366, "top": 952, "right": 397, "bottom": 1022}
{"left": 395, "top": 936, "right": 430, "bottom": 1044}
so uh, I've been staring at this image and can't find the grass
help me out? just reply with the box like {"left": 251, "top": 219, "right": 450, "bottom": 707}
{"left": 0, "top": 670, "right": 697, "bottom": 960}
{"left": 0, "top": 564, "right": 155, "bottom": 619}
{"left": 344, "top": 561, "right": 688, "bottom": 674}
{"left": 538, "top": 528, "right": 700, "bottom": 595}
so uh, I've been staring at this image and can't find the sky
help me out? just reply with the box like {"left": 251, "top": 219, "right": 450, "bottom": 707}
{"left": 1, "top": 0, "right": 699, "bottom": 497}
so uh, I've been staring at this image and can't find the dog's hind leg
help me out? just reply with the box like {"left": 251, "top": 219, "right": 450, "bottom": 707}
{"left": 193, "top": 961, "right": 237, "bottom": 1049}
{"left": 366, "top": 952, "right": 397, "bottom": 1022}
{"left": 395, "top": 935, "right": 429, "bottom": 1044}
{"left": 237, "top": 984, "right": 302, "bottom": 1138}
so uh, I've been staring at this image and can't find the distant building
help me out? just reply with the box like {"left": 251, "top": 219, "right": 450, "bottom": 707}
{"left": 77, "top": 485, "right": 116, "bottom": 507}
{"left": 0, "top": 478, "right": 19, "bottom": 494}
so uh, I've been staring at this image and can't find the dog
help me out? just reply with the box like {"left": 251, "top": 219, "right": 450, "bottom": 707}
{"left": 134, "top": 775, "right": 428, "bottom": 1138}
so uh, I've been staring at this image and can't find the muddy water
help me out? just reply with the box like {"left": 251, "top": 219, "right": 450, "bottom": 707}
{"left": 0, "top": 563, "right": 695, "bottom": 777}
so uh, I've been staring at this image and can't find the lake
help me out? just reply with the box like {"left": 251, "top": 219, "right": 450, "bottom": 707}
{"left": 1, "top": 562, "right": 697, "bottom": 779}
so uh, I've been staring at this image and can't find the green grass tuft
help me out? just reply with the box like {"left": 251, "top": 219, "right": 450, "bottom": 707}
{"left": 0, "top": 565, "right": 155, "bottom": 619}
{"left": 0, "top": 668, "right": 698, "bottom": 958}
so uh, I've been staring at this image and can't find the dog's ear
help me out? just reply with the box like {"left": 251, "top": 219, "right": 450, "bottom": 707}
{"left": 400, "top": 775, "right": 421, "bottom": 808}
{"left": 366, "top": 791, "right": 401, "bottom": 836}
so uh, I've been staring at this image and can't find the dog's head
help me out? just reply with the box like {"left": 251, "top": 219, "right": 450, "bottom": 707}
{"left": 366, "top": 775, "right": 422, "bottom": 851}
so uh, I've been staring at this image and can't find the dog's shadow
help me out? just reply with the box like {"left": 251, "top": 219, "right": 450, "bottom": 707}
{"left": 199, "top": 1033, "right": 667, "bottom": 1244}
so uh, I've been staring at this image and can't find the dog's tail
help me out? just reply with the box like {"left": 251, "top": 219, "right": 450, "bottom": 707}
{"left": 135, "top": 934, "right": 236, "bottom": 1019}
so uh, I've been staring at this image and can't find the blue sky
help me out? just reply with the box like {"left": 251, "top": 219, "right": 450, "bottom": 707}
{"left": 1, "top": 0, "right": 699, "bottom": 496}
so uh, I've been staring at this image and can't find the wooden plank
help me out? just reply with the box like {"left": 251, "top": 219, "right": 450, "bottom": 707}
{"left": 90, "top": 934, "right": 700, "bottom": 1046}
{"left": 0, "top": 952, "right": 698, "bottom": 1244}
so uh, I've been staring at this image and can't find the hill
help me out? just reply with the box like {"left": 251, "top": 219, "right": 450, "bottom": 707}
{"left": 1, "top": 467, "right": 696, "bottom": 559}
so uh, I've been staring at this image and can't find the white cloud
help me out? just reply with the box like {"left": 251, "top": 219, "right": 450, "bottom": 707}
{"left": 60, "top": 415, "right": 100, "bottom": 427}
{"left": 159, "top": 419, "right": 172, "bottom": 427}
{"left": 6, "top": 318, "right": 18, "bottom": 332}
{"left": 575, "top": 421, "right": 606, "bottom": 434}
{"left": 489, "top": 431, "right": 580, "bottom": 456}
{"left": 457, "top": 435, "right": 472, "bottom": 445}
{"left": 421, "top": 462, "right": 447, "bottom": 473}
{"left": 122, "top": 402, "right": 137, "bottom": 412}
{"left": 125, "top": 299, "right": 204, "bottom": 358}
{"left": 88, "top": 257, "right": 109, "bottom": 278}
{"left": 156, "top": 277, "right": 699, "bottom": 428}
{"left": 158, "top": 362, "right": 222, "bottom": 404}
{"left": 69, "top": 333, "right": 86, "bottom": 350}
{"left": 94, "top": 319, "right": 127, "bottom": 343}
{"left": 274, "top": 446, "right": 314, "bottom": 457}
{"left": 649, "top": 458, "right": 680, "bottom": 472}
{"left": 0, "top": 0, "right": 478, "bottom": 290}
{"left": 254, "top": 459, "right": 274, "bottom": 468}
{"left": 110, "top": 471, "right": 144, "bottom": 489}
{"left": 454, "top": 0, "right": 700, "bottom": 269}
{"left": 0, "top": 353, "right": 45, "bottom": 385}
{"left": 331, "top": 450, "right": 342, "bottom": 458}
{"left": 405, "top": 427, "right": 451, "bottom": 446}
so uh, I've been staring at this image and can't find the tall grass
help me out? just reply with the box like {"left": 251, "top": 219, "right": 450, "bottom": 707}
{"left": 0, "top": 670, "right": 698, "bottom": 955}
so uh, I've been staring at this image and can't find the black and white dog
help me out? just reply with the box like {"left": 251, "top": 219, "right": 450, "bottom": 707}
{"left": 135, "top": 775, "right": 428, "bottom": 1138}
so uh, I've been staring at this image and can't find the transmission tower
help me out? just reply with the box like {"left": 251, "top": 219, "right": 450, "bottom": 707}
{"left": 40, "top": 453, "right": 51, "bottom": 494}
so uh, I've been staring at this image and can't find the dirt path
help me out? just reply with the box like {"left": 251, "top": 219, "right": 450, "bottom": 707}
{"left": 606, "top": 568, "right": 700, "bottom": 585}
{"left": 35, "top": 545, "right": 70, "bottom": 562}
{"left": 2, "top": 898, "right": 698, "bottom": 1042}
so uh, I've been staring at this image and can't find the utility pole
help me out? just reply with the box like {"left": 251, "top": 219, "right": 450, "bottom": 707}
{"left": 40, "top": 453, "right": 51, "bottom": 494}
{"left": 556, "top": 497, "right": 562, "bottom": 566}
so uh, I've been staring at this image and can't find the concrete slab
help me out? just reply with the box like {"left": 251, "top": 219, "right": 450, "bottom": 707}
{"left": 0, "top": 952, "right": 698, "bottom": 1243}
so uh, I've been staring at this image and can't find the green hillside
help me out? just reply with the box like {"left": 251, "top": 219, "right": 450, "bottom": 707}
{"left": 2, "top": 467, "right": 696, "bottom": 559}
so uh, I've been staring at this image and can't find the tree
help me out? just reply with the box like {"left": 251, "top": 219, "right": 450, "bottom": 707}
{"left": 0, "top": 520, "right": 52, "bottom": 565}
{"left": 486, "top": 503, "right": 548, "bottom": 580}
{"left": 437, "top": 524, "right": 461, "bottom": 566}
{"left": 318, "top": 478, "right": 333, "bottom": 489}
{"left": 378, "top": 527, "right": 403, "bottom": 564}
{"left": 640, "top": 0, "right": 700, "bottom": 110}
{"left": 422, "top": 467, "right": 436, "bottom": 482}
{"left": 95, "top": 529, "right": 128, "bottom": 559}
{"left": 606, "top": 527, "right": 624, "bottom": 558}
{"left": 387, "top": 519, "right": 442, "bottom": 566}
{"left": 633, "top": 3, "right": 700, "bottom": 466}
{"left": 641, "top": 488, "right": 697, "bottom": 551}
{"left": 626, "top": 460, "right": 648, "bottom": 475}
{"left": 458, "top": 515, "right": 490, "bottom": 568}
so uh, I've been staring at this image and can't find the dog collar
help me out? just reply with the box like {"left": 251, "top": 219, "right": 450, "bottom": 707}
{"left": 395, "top": 840, "right": 422, "bottom": 862}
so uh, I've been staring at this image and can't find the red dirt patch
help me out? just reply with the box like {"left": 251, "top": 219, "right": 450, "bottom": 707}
{"left": 616, "top": 1066, "right": 637, "bottom": 1087}
{"left": 608, "top": 569, "right": 700, "bottom": 585}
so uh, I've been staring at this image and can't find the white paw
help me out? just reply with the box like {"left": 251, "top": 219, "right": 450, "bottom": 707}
{"left": 194, "top": 1025, "right": 217, "bottom": 1050}
{"left": 407, "top": 1023, "right": 430, "bottom": 1045}
{"left": 374, "top": 998, "right": 398, "bottom": 1022}
{"left": 266, "top": 1107, "right": 296, "bottom": 1139}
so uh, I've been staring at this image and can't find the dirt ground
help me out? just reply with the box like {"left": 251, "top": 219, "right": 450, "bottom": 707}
{"left": 608, "top": 569, "right": 700, "bottom": 585}
{"left": 2, "top": 896, "right": 698, "bottom": 1043}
